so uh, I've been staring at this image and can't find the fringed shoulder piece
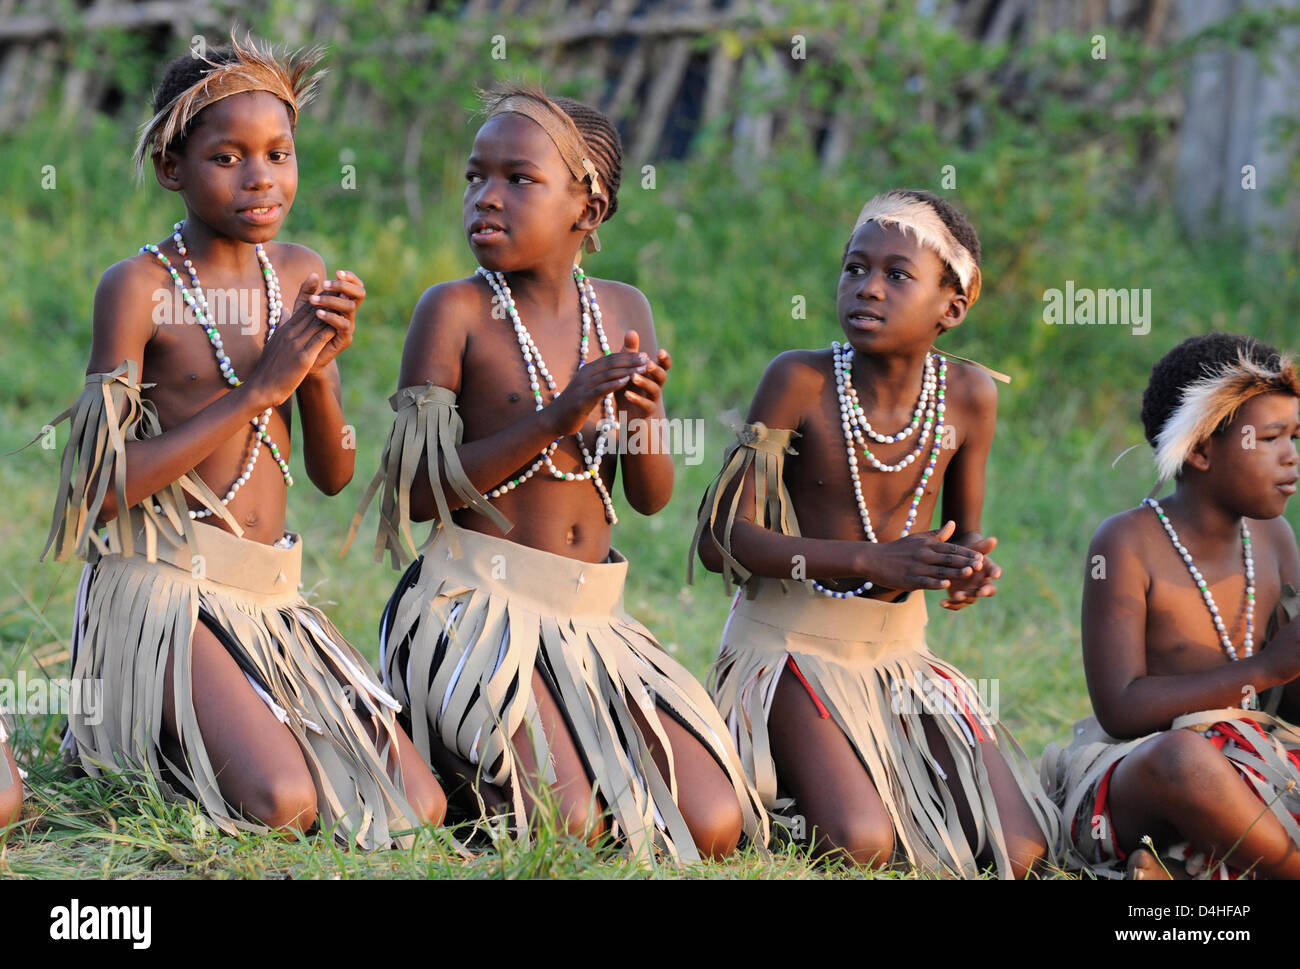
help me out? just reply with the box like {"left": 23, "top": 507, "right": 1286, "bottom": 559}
{"left": 35, "top": 361, "right": 239, "bottom": 563}
{"left": 343, "top": 383, "right": 512, "bottom": 569}
{"left": 689, "top": 421, "right": 800, "bottom": 593}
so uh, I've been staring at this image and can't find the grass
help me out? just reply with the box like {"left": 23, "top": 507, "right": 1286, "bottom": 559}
{"left": 0, "top": 104, "right": 1296, "bottom": 880}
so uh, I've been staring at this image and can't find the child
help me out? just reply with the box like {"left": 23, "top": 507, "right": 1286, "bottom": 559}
{"left": 40, "top": 35, "right": 444, "bottom": 846}
{"left": 692, "top": 189, "right": 1060, "bottom": 877}
{"left": 0, "top": 715, "right": 22, "bottom": 829}
{"left": 1043, "top": 333, "right": 1300, "bottom": 879}
{"left": 348, "top": 84, "right": 765, "bottom": 862}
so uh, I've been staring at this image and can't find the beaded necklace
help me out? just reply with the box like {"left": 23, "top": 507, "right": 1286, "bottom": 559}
{"left": 142, "top": 222, "right": 292, "bottom": 519}
{"left": 811, "top": 342, "right": 946, "bottom": 598}
{"left": 475, "top": 265, "right": 620, "bottom": 524}
{"left": 1143, "top": 496, "right": 1254, "bottom": 660}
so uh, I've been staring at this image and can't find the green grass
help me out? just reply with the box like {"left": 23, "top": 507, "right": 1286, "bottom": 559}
{"left": 1, "top": 101, "right": 1296, "bottom": 879}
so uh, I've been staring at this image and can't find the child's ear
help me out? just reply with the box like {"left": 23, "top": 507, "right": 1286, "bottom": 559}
{"left": 1184, "top": 439, "right": 1213, "bottom": 473}
{"left": 153, "top": 150, "right": 184, "bottom": 192}
{"left": 936, "top": 291, "right": 969, "bottom": 334}
{"left": 574, "top": 191, "right": 610, "bottom": 234}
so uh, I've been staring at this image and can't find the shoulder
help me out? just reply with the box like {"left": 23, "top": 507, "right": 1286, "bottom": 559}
{"left": 1252, "top": 513, "right": 1299, "bottom": 572}
{"left": 397, "top": 276, "right": 487, "bottom": 390}
{"left": 91, "top": 253, "right": 168, "bottom": 334}
{"left": 762, "top": 348, "right": 830, "bottom": 394}
{"left": 1089, "top": 505, "right": 1155, "bottom": 564}
{"left": 589, "top": 277, "right": 651, "bottom": 317}
{"left": 747, "top": 349, "right": 830, "bottom": 429}
{"left": 943, "top": 356, "right": 998, "bottom": 415}
{"left": 410, "top": 276, "right": 490, "bottom": 334}
{"left": 96, "top": 252, "right": 167, "bottom": 303}
{"left": 266, "top": 241, "right": 326, "bottom": 282}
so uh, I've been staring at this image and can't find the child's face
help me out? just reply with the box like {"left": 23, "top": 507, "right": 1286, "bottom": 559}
{"left": 463, "top": 113, "right": 590, "bottom": 272}
{"left": 156, "top": 90, "right": 298, "bottom": 243}
{"left": 836, "top": 221, "right": 965, "bottom": 354}
{"left": 1202, "top": 391, "right": 1300, "bottom": 519}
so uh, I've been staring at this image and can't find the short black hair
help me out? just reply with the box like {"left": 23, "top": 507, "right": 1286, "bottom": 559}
{"left": 1141, "top": 332, "right": 1287, "bottom": 446}
{"left": 552, "top": 95, "right": 623, "bottom": 222}
{"left": 843, "top": 189, "right": 981, "bottom": 295}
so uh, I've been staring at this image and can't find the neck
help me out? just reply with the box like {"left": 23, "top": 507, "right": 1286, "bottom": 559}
{"left": 847, "top": 344, "right": 934, "bottom": 411}
{"left": 1159, "top": 482, "right": 1242, "bottom": 546}
{"left": 496, "top": 255, "right": 583, "bottom": 316}
{"left": 175, "top": 214, "right": 260, "bottom": 274}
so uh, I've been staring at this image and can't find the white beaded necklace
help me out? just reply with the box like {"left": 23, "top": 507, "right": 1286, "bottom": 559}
{"left": 812, "top": 342, "right": 946, "bottom": 598}
{"left": 142, "top": 222, "right": 293, "bottom": 519}
{"left": 1143, "top": 496, "right": 1254, "bottom": 660}
{"left": 475, "top": 265, "right": 619, "bottom": 524}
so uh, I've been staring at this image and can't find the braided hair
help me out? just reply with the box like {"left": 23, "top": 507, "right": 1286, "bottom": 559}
{"left": 551, "top": 96, "right": 623, "bottom": 222}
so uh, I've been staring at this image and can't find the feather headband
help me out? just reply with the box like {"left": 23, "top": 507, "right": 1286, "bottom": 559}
{"left": 854, "top": 191, "right": 982, "bottom": 305}
{"left": 481, "top": 86, "right": 604, "bottom": 257}
{"left": 1153, "top": 349, "right": 1300, "bottom": 483}
{"left": 134, "top": 33, "right": 325, "bottom": 179}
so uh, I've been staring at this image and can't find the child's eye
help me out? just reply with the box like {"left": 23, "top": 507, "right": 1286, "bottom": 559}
{"left": 269, "top": 150, "right": 292, "bottom": 162}
{"left": 465, "top": 172, "right": 482, "bottom": 184}
{"left": 510, "top": 174, "right": 533, "bottom": 184}
{"left": 213, "top": 153, "right": 238, "bottom": 165}
{"left": 844, "top": 264, "right": 865, "bottom": 276}
{"left": 888, "top": 269, "right": 911, "bottom": 281}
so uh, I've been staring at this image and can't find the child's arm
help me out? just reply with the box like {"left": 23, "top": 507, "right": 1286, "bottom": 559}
{"left": 936, "top": 365, "right": 1002, "bottom": 610}
{"left": 1082, "top": 514, "right": 1300, "bottom": 738}
{"left": 697, "top": 351, "right": 982, "bottom": 590}
{"left": 609, "top": 284, "right": 673, "bottom": 516}
{"left": 288, "top": 249, "right": 364, "bottom": 496}
{"left": 1266, "top": 516, "right": 1300, "bottom": 720}
{"left": 399, "top": 281, "right": 649, "bottom": 523}
{"left": 86, "top": 259, "right": 329, "bottom": 521}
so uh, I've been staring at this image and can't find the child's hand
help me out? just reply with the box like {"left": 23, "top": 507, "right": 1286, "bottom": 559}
{"left": 546, "top": 350, "right": 649, "bottom": 438}
{"left": 857, "top": 519, "right": 984, "bottom": 592}
{"left": 304, "top": 270, "right": 364, "bottom": 375}
{"left": 245, "top": 273, "right": 334, "bottom": 406}
{"left": 614, "top": 330, "right": 671, "bottom": 421}
{"left": 940, "top": 535, "right": 1002, "bottom": 610}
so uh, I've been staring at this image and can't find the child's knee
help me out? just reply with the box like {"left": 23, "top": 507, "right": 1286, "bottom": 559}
{"left": 246, "top": 775, "right": 318, "bottom": 833}
{"left": 814, "top": 812, "right": 895, "bottom": 868}
{"left": 1136, "top": 730, "right": 1227, "bottom": 793}
{"left": 0, "top": 782, "right": 22, "bottom": 830}
{"left": 687, "top": 794, "right": 744, "bottom": 861}
{"left": 561, "top": 796, "right": 606, "bottom": 845}
{"left": 1007, "top": 834, "right": 1049, "bottom": 879}
{"left": 409, "top": 775, "right": 447, "bottom": 827}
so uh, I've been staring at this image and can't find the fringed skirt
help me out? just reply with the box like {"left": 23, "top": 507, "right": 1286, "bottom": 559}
{"left": 67, "top": 515, "right": 419, "bottom": 848}
{"left": 1042, "top": 708, "right": 1300, "bottom": 879}
{"left": 378, "top": 524, "right": 766, "bottom": 862}
{"left": 711, "top": 577, "right": 1060, "bottom": 877}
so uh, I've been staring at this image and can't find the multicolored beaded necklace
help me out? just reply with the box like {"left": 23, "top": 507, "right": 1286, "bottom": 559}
{"left": 1143, "top": 496, "right": 1254, "bottom": 660}
{"left": 475, "top": 265, "right": 620, "bottom": 524}
{"left": 813, "top": 342, "right": 946, "bottom": 598}
{"left": 142, "top": 222, "right": 293, "bottom": 519}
